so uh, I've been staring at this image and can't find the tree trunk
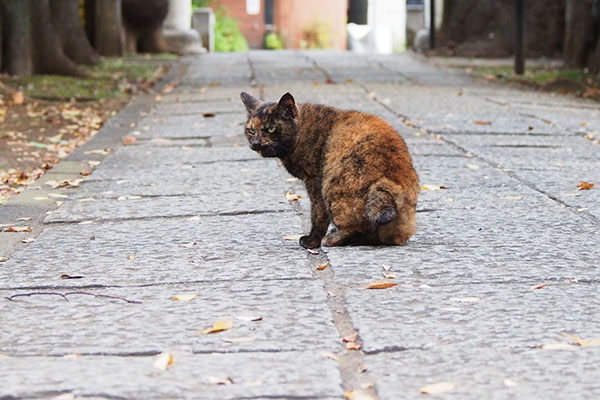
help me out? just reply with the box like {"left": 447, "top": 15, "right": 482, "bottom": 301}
{"left": 122, "top": 0, "right": 169, "bottom": 53}
{"left": 50, "top": 0, "right": 100, "bottom": 65}
{"left": 1, "top": 0, "right": 33, "bottom": 75}
{"left": 95, "top": 0, "right": 125, "bottom": 56}
{"left": 564, "top": 0, "right": 597, "bottom": 68}
{"left": 438, "top": 0, "right": 565, "bottom": 58}
{"left": 30, "top": 0, "right": 87, "bottom": 76}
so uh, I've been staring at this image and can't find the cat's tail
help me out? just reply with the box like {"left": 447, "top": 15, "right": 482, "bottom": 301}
{"left": 366, "top": 178, "right": 417, "bottom": 245}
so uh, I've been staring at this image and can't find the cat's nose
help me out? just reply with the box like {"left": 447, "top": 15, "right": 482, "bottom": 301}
{"left": 250, "top": 142, "right": 262, "bottom": 151}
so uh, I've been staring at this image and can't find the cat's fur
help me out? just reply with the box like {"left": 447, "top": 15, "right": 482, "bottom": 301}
{"left": 241, "top": 91, "right": 419, "bottom": 249}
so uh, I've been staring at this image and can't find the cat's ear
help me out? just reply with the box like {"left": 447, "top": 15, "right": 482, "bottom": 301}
{"left": 277, "top": 92, "right": 297, "bottom": 120}
{"left": 240, "top": 92, "right": 261, "bottom": 114}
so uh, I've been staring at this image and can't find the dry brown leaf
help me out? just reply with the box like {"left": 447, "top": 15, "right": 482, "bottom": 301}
{"left": 153, "top": 351, "right": 174, "bottom": 370}
{"left": 421, "top": 184, "right": 446, "bottom": 191}
{"left": 474, "top": 120, "right": 492, "bottom": 125}
{"left": 383, "top": 272, "right": 397, "bottom": 279}
{"left": 345, "top": 389, "right": 376, "bottom": 400}
{"left": 285, "top": 190, "right": 302, "bottom": 201}
{"left": 236, "top": 315, "right": 263, "bottom": 322}
{"left": 4, "top": 226, "right": 32, "bottom": 233}
{"left": 198, "top": 318, "right": 234, "bottom": 334}
{"left": 283, "top": 234, "right": 303, "bottom": 241}
{"left": 316, "top": 261, "right": 329, "bottom": 271}
{"left": 563, "top": 333, "right": 600, "bottom": 347}
{"left": 79, "top": 169, "right": 92, "bottom": 177}
{"left": 343, "top": 332, "right": 359, "bottom": 343}
{"left": 531, "top": 284, "right": 545, "bottom": 290}
{"left": 208, "top": 376, "right": 233, "bottom": 385}
{"left": 419, "top": 381, "right": 456, "bottom": 395}
{"left": 577, "top": 181, "right": 594, "bottom": 190}
{"left": 346, "top": 341, "right": 362, "bottom": 350}
{"left": 172, "top": 293, "right": 198, "bottom": 302}
{"left": 123, "top": 136, "right": 137, "bottom": 145}
{"left": 11, "top": 92, "right": 25, "bottom": 105}
{"left": 364, "top": 280, "right": 397, "bottom": 290}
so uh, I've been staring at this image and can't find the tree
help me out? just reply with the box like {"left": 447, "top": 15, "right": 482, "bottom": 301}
{"left": 0, "top": 0, "right": 95, "bottom": 76}
{"left": 564, "top": 0, "right": 600, "bottom": 72}
{"left": 1, "top": 0, "right": 170, "bottom": 77}
{"left": 438, "top": 0, "right": 565, "bottom": 58}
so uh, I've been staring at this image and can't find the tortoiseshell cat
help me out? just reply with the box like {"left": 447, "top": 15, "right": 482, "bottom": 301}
{"left": 241, "top": 92, "right": 419, "bottom": 249}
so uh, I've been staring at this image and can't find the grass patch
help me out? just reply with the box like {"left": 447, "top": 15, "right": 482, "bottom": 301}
{"left": 0, "top": 54, "right": 173, "bottom": 101}
{"left": 468, "top": 66, "right": 600, "bottom": 100}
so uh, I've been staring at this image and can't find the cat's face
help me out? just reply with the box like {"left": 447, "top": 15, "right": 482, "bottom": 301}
{"left": 240, "top": 92, "right": 299, "bottom": 158}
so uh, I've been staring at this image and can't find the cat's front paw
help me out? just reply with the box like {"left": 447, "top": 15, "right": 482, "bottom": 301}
{"left": 299, "top": 235, "right": 321, "bottom": 249}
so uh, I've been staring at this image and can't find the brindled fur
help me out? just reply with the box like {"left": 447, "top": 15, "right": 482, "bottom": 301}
{"left": 241, "top": 91, "right": 419, "bottom": 249}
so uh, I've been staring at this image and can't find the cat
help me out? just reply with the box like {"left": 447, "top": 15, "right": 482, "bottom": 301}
{"left": 240, "top": 91, "right": 419, "bottom": 249}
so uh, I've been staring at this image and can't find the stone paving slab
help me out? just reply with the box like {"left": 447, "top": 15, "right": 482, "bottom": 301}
{"left": 137, "top": 112, "right": 246, "bottom": 138}
{"left": 0, "top": 352, "right": 343, "bottom": 400}
{"left": 0, "top": 280, "right": 339, "bottom": 355}
{"left": 0, "top": 213, "right": 310, "bottom": 289}
{"left": 366, "top": 347, "right": 600, "bottom": 400}
{"left": 341, "top": 282, "right": 600, "bottom": 353}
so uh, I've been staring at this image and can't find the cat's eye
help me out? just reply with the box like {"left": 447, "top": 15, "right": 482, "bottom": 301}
{"left": 268, "top": 127, "right": 276, "bottom": 133}
{"left": 248, "top": 128, "right": 255, "bottom": 134}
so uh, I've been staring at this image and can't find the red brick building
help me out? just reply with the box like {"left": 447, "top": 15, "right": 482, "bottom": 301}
{"left": 212, "top": 0, "right": 348, "bottom": 49}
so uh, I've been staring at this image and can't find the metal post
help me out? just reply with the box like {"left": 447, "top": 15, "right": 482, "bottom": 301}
{"left": 515, "top": 0, "right": 525, "bottom": 75}
{"left": 429, "top": 0, "right": 436, "bottom": 49}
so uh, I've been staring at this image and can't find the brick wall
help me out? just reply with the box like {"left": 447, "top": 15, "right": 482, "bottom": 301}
{"left": 274, "top": 0, "right": 347, "bottom": 50}
{"left": 213, "top": 0, "right": 267, "bottom": 48}
{"left": 215, "top": 0, "right": 347, "bottom": 50}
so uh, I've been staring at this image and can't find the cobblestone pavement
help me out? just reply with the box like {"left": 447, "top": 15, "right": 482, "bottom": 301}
{"left": 1, "top": 51, "right": 599, "bottom": 399}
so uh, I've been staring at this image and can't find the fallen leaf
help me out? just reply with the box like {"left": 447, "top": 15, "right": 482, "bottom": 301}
{"left": 562, "top": 333, "right": 600, "bottom": 347}
{"left": 153, "top": 351, "right": 174, "bottom": 370}
{"left": 63, "top": 353, "right": 82, "bottom": 359}
{"left": 531, "top": 284, "right": 545, "bottom": 290}
{"left": 474, "top": 121, "right": 492, "bottom": 125}
{"left": 17, "top": 217, "right": 32, "bottom": 221}
{"left": 78, "top": 220, "right": 94, "bottom": 225}
{"left": 34, "top": 196, "right": 49, "bottom": 201}
{"left": 283, "top": 234, "right": 303, "bottom": 241}
{"left": 541, "top": 342, "right": 576, "bottom": 350}
{"left": 383, "top": 272, "right": 397, "bottom": 279}
{"left": 382, "top": 265, "right": 392, "bottom": 271}
{"left": 209, "top": 82, "right": 220, "bottom": 87}
{"left": 203, "top": 112, "right": 216, "bottom": 118}
{"left": 198, "top": 318, "right": 234, "bottom": 334}
{"left": 3, "top": 226, "right": 32, "bottom": 233}
{"left": 172, "top": 293, "right": 198, "bottom": 302}
{"left": 208, "top": 376, "right": 233, "bottom": 385}
{"left": 577, "top": 181, "right": 594, "bottom": 190}
{"left": 236, "top": 315, "right": 262, "bottom": 322}
{"left": 343, "top": 332, "right": 359, "bottom": 343}
{"left": 503, "top": 379, "right": 518, "bottom": 387}
{"left": 123, "top": 136, "right": 137, "bottom": 145}
{"left": 361, "top": 382, "right": 374, "bottom": 390}
{"left": 466, "top": 163, "right": 480, "bottom": 170}
{"left": 357, "top": 364, "right": 368, "bottom": 373}
{"left": 84, "top": 148, "right": 111, "bottom": 155}
{"left": 326, "top": 78, "right": 336, "bottom": 84}
{"left": 11, "top": 91, "right": 25, "bottom": 105}
{"left": 180, "top": 242, "right": 197, "bottom": 248}
{"left": 346, "top": 341, "right": 362, "bottom": 350}
{"left": 21, "top": 237, "right": 35, "bottom": 244}
{"left": 320, "top": 351, "right": 338, "bottom": 361}
{"left": 60, "top": 274, "right": 84, "bottom": 279}
{"left": 419, "top": 381, "right": 456, "bottom": 395}
{"left": 421, "top": 184, "right": 446, "bottom": 191}
{"left": 364, "top": 280, "right": 397, "bottom": 290}
{"left": 316, "top": 261, "right": 329, "bottom": 271}
{"left": 88, "top": 160, "right": 101, "bottom": 167}
{"left": 53, "top": 394, "right": 75, "bottom": 400}
{"left": 285, "top": 190, "right": 302, "bottom": 201}
{"left": 345, "top": 390, "right": 376, "bottom": 400}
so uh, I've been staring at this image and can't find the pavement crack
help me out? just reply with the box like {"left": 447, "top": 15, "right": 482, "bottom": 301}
{"left": 304, "top": 250, "right": 379, "bottom": 397}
